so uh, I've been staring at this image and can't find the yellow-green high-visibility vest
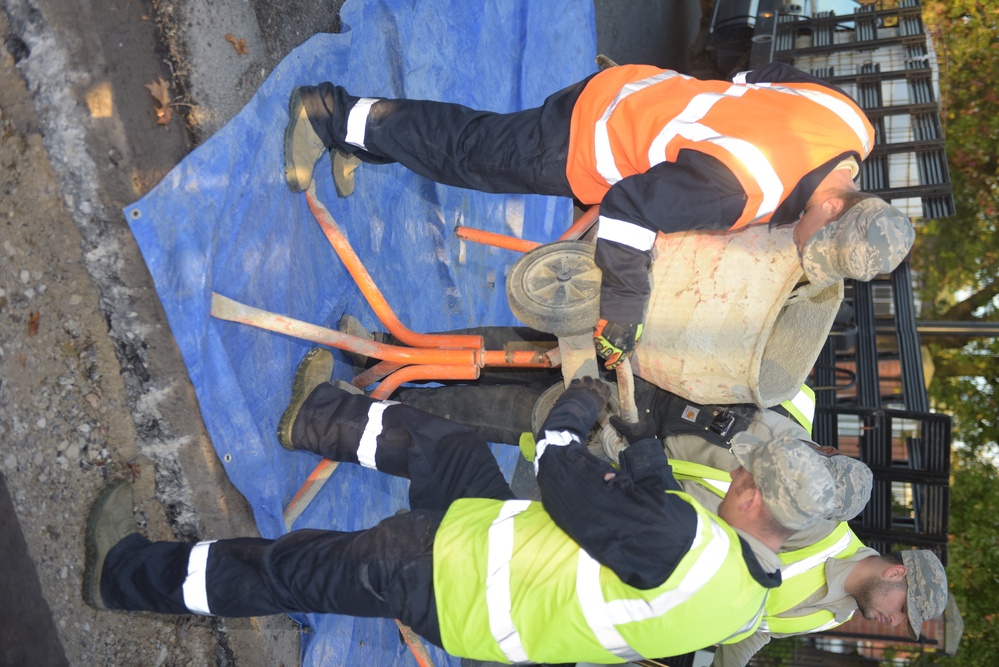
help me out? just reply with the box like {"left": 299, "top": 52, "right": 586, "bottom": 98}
{"left": 669, "top": 459, "right": 731, "bottom": 498}
{"left": 433, "top": 494, "right": 771, "bottom": 664}
{"left": 778, "top": 385, "right": 816, "bottom": 436}
{"left": 763, "top": 522, "right": 865, "bottom": 635}
{"left": 668, "top": 462, "right": 865, "bottom": 637}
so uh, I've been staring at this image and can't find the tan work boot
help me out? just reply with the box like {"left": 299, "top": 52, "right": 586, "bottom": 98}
{"left": 284, "top": 88, "right": 328, "bottom": 193}
{"left": 83, "top": 479, "right": 139, "bottom": 610}
{"left": 284, "top": 87, "right": 360, "bottom": 196}
{"left": 277, "top": 348, "right": 335, "bottom": 449}
{"left": 332, "top": 151, "right": 361, "bottom": 198}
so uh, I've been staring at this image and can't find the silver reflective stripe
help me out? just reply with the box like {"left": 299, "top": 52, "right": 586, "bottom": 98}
{"left": 595, "top": 216, "right": 658, "bottom": 251}
{"left": 787, "top": 389, "right": 816, "bottom": 425}
{"left": 576, "top": 550, "right": 642, "bottom": 661}
{"left": 646, "top": 86, "right": 784, "bottom": 219}
{"left": 780, "top": 529, "right": 853, "bottom": 580}
{"left": 485, "top": 500, "right": 533, "bottom": 664}
{"left": 357, "top": 401, "right": 398, "bottom": 469}
{"left": 575, "top": 514, "right": 732, "bottom": 658}
{"left": 720, "top": 596, "right": 767, "bottom": 642}
{"left": 732, "top": 71, "right": 750, "bottom": 84}
{"left": 345, "top": 97, "right": 379, "bottom": 150}
{"left": 762, "top": 610, "right": 853, "bottom": 636}
{"left": 762, "top": 85, "right": 871, "bottom": 154}
{"left": 809, "top": 614, "right": 851, "bottom": 634}
{"left": 704, "top": 478, "right": 731, "bottom": 495}
{"left": 605, "top": 515, "right": 729, "bottom": 624}
{"left": 593, "top": 71, "right": 689, "bottom": 186}
{"left": 182, "top": 540, "right": 217, "bottom": 615}
{"left": 533, "top": 429, "right": 580, "bottom": 475}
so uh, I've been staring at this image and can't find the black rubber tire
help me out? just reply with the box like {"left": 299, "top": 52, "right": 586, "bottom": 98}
{"left": 531, "top": 382, "right": 566, "bottom": 435}
{"left": 506, "top": 241, "right": 601, "bottom": 337}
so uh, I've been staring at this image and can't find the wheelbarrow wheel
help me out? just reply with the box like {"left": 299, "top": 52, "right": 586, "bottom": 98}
{"left": 531, "top": 382, "right": 619, "bottom": 462}
{"left": 531, "top": 382, "right": 565, "bottom": 435}
{"left": 506, "top": 241, "right": 601, "bottom": 337}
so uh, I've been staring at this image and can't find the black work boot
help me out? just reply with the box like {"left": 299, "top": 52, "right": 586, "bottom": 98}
{"left": 278, "top": 348, "right": 337, "bottom": 449}
{"left": 83, "top": 479, "right": 138, "bottom": 610}
{"left": 337, "top": 314, "right": 393, "bottom": 370}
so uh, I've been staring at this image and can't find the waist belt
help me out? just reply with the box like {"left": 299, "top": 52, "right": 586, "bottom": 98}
{"left": 652, "top": 393, "right": 757, "bottom": 448}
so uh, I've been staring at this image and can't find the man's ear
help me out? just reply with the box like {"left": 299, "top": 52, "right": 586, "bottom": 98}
{"left": 822, "top": 195, "right": 847, "bottom": 218}
{"left": 883, "top": 564, "right": 907, "bottom": 581}
{"left": 741, "top": 486, "right": 765, "bottom": 514}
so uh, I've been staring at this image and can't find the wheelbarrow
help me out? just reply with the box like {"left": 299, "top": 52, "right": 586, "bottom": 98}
{"left": 209, "top": 185, "right": 635, "bottom": 529}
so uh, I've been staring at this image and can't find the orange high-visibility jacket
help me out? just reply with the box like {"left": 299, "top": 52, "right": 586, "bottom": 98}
{"left": 566, "top": 64, "right": 874, "bottom": 229}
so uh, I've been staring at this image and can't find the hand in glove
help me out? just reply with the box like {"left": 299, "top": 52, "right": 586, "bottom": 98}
{"left": 593, "top": 319, "right": 643, "bottom": 370}
{"left": 567, "top": 376, "right": 612, "bottom": 410}
{"left": 609, "top": 414, "right": 657, "bottom": 446}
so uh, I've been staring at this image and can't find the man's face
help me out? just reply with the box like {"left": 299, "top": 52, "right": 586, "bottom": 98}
{"left": 855, "top": 575, "right": 908, "bottom": 628}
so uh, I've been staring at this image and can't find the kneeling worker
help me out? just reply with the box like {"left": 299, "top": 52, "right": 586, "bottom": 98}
{"left": 84, "top": 349, "right": 837, "bottom": 664}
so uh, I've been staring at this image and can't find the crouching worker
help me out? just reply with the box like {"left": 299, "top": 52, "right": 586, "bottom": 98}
{"left": 83, "top": 349, "right": 836, "bottom": 665}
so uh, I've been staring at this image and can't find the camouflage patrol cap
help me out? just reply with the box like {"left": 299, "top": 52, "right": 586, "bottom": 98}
{"left": 730, "top": 432, "right": 836, "bottom": 531}
{"left": 902, "top": 550, "right": 949, "bottom": 639}
{"left": 801, "top": 198, "right": 915, "bottom": 288}
{"left": 817, "top": 448, "right": 873, "bottom": 521}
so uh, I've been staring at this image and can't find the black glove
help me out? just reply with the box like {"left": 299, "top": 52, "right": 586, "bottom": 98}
{"left": 567, "top": 376, "right": 612, "bottom": 410}
{"left": 593, "top": 319, "right": 643, "bottom": 370}
{"left": 609, "top": 414, "right": 657, "bottom": 446}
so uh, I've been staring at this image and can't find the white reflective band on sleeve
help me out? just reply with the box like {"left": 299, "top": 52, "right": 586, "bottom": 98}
{"left": 593, "top": 71, "right": 689, "bottom": 186}
{"left": 357, "top": 401, "right": 398, "bottom": 470}
{"left": 732, "top": 71, "right": 750, "bottom": 84}
{"left": 182, "top": 540, "right": 218, "bottom": 615}
{"left": 595, "top": 216, "right": 658, "bottom": 251}
{"left": 345, "top": 97, "right": 379, "bottom": 150}
{"left": 485, "top": 500, "right": 533, "bottom": 664}
{"left": 780, "top": 530, "right": 853, "bottom": 580}
{"left": 646, "top": 86, "right": 784, "bottom": 220}
{"left": 764, "top": 85, "right": 872, "bottom": 155}
{"left": 533, "top": 429, "right": 581, "bottom": 475}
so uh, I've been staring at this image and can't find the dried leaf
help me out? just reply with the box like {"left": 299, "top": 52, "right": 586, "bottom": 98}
{"left": 27, "top": 311, "right": 39, "bottom": 337}
{"left": 144, "top": 77, "right": 174, "bottom": 127}
{"left": 144, "top": 77, "right": 170, "bottom": 107}
{"left": 225, "top": 33, "right": 249, "bottom": 56}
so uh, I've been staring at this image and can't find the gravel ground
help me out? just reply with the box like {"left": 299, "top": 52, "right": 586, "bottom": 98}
{"left": 0, "top": 7, "right": 298, "bottom": 665}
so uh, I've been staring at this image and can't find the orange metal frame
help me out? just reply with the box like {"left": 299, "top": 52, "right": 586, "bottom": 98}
{"left": 209, "top": 185, "right": 571, "bottom": 529}
{"left": 454, "top": 202, "right": 600, "bottom": 250}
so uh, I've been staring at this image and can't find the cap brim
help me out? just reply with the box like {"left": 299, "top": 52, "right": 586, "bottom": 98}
{"left": 729, "top": 433, "right": 761, "bottom": 472}
{"left": 906, "top": 587, "right": 923, "bottom": 640}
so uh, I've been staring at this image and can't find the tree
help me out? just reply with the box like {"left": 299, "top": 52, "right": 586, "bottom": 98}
{"left": 915, "top": 1, "right": 999, "bottom": 313}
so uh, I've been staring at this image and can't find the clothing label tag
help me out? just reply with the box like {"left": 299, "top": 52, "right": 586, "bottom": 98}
{"left": 681, "top": 405, "right": 700, "bottom": 422}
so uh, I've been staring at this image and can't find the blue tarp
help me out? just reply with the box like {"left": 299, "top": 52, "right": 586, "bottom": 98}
{"left": 126, "top": 0, "right": 596, "bottom": 664}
